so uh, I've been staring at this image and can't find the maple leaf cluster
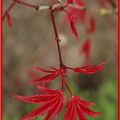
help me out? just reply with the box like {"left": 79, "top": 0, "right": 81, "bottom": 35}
{"left": 14, "top": 88, "right": 101, "bottom": 120}
{"left": 3, "top": 0, "right": 107, "bottom": 120}
{"left": 13, "top": 61, "right": 105, "bottom": 120}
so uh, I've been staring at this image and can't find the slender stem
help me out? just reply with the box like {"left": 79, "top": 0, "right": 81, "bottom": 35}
{"left": 2, "top": 0, "right": 38, "bottom": 21}
{"left": 2, "top": 1, "right": 16, "bottom": 20}
{"left": 61, "top": 78, "right": 64, "bottom": 91}
{"left": 50, "top": 10, "right": 73, "bottom": 96}
{"left": 64, "top": 81, "right": 73, "bottom": 96}
{"left": 13, "top": 0, "right": 38, "bottom": 9}
{"left": 50, "top": 10, "right": 63, "bottom": 67}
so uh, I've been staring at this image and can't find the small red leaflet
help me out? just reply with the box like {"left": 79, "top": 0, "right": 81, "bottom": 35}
{"left": 64, "top": 96, "right": 101, "bottom": 120}
{"left": 60, "top": 0, "right": 87, "bottom": 42}
{"left": 13, "top": 88, "right": 66, "bottom": 120}
{"left": 68, "top": 14, "right": 79, "bottom": 42}
{"left": 87, "top": 17, "right": 96, "bottom": 34}
{"left": 29, "top": 66, "right": 66, "bottom": 84}
{"left": 72, "top": 62, "right": 105, "bottom": 74}
{"left": 68, "top": 7, "right": 87, "bottom": 23}
{"left": 6, "top": 13, "right": 12, "bottom": 27}
{"left": 81, "top": 38, "right": 91, "bottom": 65}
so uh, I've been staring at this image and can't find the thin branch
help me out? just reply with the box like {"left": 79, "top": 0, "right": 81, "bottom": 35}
{"left": 50, "top": 10, "right": 63, "bottom": 67}
{"left": 13, "top": 0, "right": 38, "bottom": 9}
{"left": 2, "top": 0, "right": 38, "bottom": 21}
{"left": 3, "top": 0, "right": 86, "bottom": 21}
{"left": 2, "top": 1, "right": 16, "bottom": 20}
{"left": 3, "top": 0, "right": 117, "bottom": 22}
{"left": 64, "top": 81, "right": 73, "bottom": 96}
{"left": 50, "top": 10, "right": 74, "bottom": 96}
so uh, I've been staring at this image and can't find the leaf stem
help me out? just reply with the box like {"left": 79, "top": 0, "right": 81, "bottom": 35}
{"left": 64, "top": 81, "right": 73, "bottom": 96}
{"left": 50, "top": 10, "right": 63, "bottom": 67}
{"left": 50, "top": 10, "right": 73, "bottom": 96}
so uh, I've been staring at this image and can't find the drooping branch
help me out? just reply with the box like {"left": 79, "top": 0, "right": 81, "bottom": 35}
{"left": 3, "top": 0, "right": 117, "bottom": 23}
{"left": 2, "top": 0, "right": 86, "bottom": 21}
{"left": 50, "top": 9, "right": 74, "bottom": 96}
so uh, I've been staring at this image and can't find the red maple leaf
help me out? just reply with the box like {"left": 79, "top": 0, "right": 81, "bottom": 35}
{"left": 13, "top": 87, "right": 66, "bottom": 120}
{"left": 72, "top": 62, "right": 105, "bottom": 74}
{"left": 64, "top": 96, "right": 101, "bottom": 120}
{"left": 29, "top": 66, "right": 66, "bottom": 84}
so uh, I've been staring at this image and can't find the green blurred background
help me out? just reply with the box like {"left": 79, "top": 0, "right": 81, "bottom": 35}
{"left": 3, "top": 0, "right": 118, "bottom": 120}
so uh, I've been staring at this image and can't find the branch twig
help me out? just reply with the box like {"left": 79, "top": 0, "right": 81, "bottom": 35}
{"left": 2, "top": 0, "right": 86, "bottom": 21}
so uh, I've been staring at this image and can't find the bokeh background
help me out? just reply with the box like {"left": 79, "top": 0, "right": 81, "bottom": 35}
{"left": 3, "top": 0, "right": 118, "bottom": 120}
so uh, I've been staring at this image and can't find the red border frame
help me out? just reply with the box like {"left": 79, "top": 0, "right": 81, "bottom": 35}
{"left": 0, "top": 0, "right": 119, "bottom": 120}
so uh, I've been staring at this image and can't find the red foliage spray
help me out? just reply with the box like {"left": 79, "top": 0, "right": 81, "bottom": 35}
{"left": 3, "top": 0, "right": 107, "bottom": 119}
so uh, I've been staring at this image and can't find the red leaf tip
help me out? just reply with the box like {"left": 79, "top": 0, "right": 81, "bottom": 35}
{"left": 73, "top": 62, "right": 106, "bottom": 74}
{"left": 6, "top": 13, "right": 12, "bottom": 28}
{"left": 64, "top": 96, "right": 101, "bottom": 120}
{"left": 14, "top": 88, "right": 66, "bottom": 120}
